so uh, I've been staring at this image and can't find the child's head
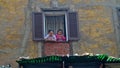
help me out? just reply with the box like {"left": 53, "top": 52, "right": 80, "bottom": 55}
{"left": 48, "top": 30, "right": 54, "bottom": 36}
{"left": 57, "top": 29, "right": 63, "bottom": 35}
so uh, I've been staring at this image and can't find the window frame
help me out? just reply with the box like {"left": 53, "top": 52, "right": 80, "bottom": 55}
{"left": 43, "top": 11, "right": 69, "bottom": 41}
{"left": 32, "top": 8, "right": 79, "bottom": 41}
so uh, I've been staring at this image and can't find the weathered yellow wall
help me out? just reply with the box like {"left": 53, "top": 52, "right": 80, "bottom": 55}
{"left": 0, "top": 0, "right": 119, "bottom": 67}
{"left": 71, "top": 0, "right": 117, "bottom": 56}
{"left": 0, "top": 0, "right": 27, "bottom": 67}
{"left": 77, "top": 6, "right": 117, "bottom": 55}
{"left": 0, "top": 0, "right": 39, "bottom": 67}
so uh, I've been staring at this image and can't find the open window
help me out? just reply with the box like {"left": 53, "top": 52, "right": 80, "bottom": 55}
{"left": 44, "top": 12, "right": 67, "bottom": 41}
{"left": 32, "top": 10, "right": 79, "bottom": 41}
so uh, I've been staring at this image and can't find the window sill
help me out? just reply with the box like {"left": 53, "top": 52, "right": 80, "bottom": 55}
{"left": 44, "top": 40, "right": 69, "bottom": 43}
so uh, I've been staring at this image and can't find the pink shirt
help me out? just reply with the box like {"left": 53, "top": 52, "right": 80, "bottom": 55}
{"left": 56, "top": 34, "right": 66, "bottom": 41}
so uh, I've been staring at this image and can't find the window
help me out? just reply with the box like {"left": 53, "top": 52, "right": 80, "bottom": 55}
{"left": 44, "top": 12, "right": 67, "bottom": 40}
{"left": 32, "top": 10, "right": 79, "bottom": 41}
{"left": 45, "top": 15, "right": 66, "bottom": 35}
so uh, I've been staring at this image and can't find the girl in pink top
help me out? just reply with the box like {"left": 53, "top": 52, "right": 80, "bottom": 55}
{"left": 56, "top": 29, "right": 66, "bottom": 41}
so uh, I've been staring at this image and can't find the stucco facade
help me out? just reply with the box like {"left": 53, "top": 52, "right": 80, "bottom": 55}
{"left": 0, "top": 0, "right": 120, "bottom": 67}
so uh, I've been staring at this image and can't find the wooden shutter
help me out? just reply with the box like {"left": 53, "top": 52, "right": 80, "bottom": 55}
{"left": 32, "top": 12, "right": 44, "bottom": 41}
{"left": 67, "top": 12, "right": 79, "bottom": 41}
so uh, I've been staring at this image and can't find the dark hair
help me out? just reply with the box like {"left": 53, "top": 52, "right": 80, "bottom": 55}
{"left": 48, "top": 30, "right": 54, "bottom": 33}
{"left": 57, "top": 29, "right": 63, "bottom": 33}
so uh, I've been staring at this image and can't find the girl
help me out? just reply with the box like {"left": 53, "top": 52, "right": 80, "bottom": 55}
{"left": 56, "top": 29, "right": 66, "bottom": 41}
{"left": 44, "top": 30, "right": 56, "bottom": 41}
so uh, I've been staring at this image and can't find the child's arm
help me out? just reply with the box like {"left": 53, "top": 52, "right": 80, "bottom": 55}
{"left": 56, "top": 34, "right": 59, "bottom": 40}
{"left": 62, "top": 35, "right": 66, "bottom": 41}
{"left": 44, "top": 35, "right": 49, "bottom": 40}
{"left": 52, "top": 35, "right": 56, "bottom": 41}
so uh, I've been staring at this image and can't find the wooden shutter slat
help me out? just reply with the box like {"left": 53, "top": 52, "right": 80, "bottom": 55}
{"left": 68, "top": 12, "right": 79, "bottom": 41}
{"left": 32, "top": 12, "right": 44, "bottom": 41}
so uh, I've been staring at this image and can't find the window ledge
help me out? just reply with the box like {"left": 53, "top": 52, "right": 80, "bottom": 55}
{"left": 44, "top": 40, "right": 69, "bottom": 43}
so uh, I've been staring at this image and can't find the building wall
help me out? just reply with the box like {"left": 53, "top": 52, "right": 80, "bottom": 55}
{"left": 0, "top": 0, "right": 119, "bottom": 67}
{"left": 72, "top": 0, "right": 118, "bottom": 56}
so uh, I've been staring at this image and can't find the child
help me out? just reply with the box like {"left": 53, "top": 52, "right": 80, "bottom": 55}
{"left": 44, "top": 30, "right": 56, "bottom": 41}
{"left": 56, "top": 29, "right": 66, "bottom": 41}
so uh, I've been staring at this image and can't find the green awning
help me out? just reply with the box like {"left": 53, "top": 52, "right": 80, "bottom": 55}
{"left": 16, "top": 54, "right": 120, "bottom": 64}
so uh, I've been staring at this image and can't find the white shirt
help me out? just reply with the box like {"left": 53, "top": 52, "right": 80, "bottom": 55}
{"left": 44, "top": 34, "right": 56, "bottom": 41}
